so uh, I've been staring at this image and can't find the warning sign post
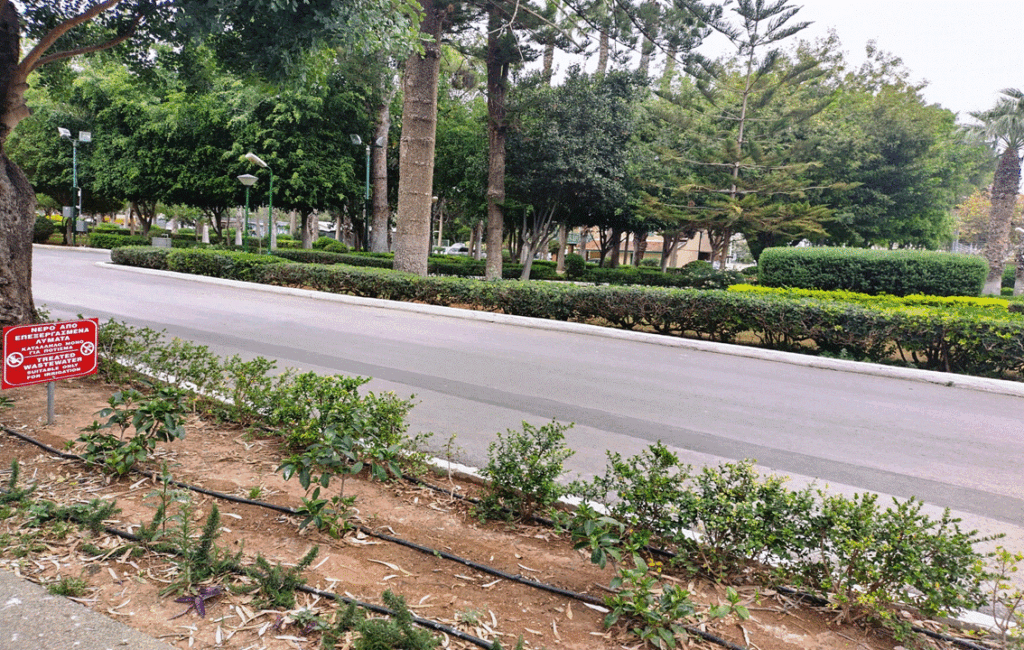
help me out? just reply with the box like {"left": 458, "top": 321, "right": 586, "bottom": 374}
{"left": 2, "top": 319, "right": 99, "bottom": 390}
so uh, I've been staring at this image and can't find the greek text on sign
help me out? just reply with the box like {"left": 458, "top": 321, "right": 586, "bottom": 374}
{"left": 2, "top": 319, "right": 99, "bottom": 389}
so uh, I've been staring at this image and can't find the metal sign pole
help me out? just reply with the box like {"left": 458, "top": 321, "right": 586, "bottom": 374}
{"left": 46, "top": 382, "right": 55, "bottom": 425}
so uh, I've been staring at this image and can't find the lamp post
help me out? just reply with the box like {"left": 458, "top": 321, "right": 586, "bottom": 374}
{"left": 350, "top": 134, "right": 385, "bottom": 249}
{"left": 245, "top": 152, "right": 274, "bottom": 250}
{"left": 237, "top": 174, "right": 258, "bottom": 253}
{"left": 58, "top": 127, "right": 90, "bottom": 244}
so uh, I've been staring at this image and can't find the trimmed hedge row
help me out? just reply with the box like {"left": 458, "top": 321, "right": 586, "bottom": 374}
{"left": 88, "top": 232, "right": 151, "bottom": 249}
{"left": 728, "top": 284, "right": 1013, "bottom": 315}
{"left": 759, "top": 247, "right": 988, "bottom": 297}
{"left": 112, "top": 247, "right": 1024, "bottom": 378}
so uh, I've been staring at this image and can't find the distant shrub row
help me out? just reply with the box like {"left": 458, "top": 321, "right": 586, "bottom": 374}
{"left": 111, "top": 247, "right": 1024, "bottom": 379}
{"left": 759, "top": 247, "right": 987, "bottom": 297}
{"left": 728, "top": 284, "right": 1012, "bottom": 314}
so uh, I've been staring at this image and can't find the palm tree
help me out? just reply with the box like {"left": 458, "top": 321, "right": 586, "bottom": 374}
{"left": 966, "top": 88, "right": 1024, "bottom": 295}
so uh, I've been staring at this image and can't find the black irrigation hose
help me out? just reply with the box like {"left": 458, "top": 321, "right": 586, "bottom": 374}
{"left": 3, "top": 425, "right": 1000, "bottom": 650}
{"left": 4, "top": 425, "right": 758, "bottom": 650}
{"left": 89, "top": 522, "right": 494, "bottom": 649}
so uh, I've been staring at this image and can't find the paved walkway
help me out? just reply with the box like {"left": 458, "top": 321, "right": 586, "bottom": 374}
{"left": 0, "top": 568, "right": 175, "bottom": 650}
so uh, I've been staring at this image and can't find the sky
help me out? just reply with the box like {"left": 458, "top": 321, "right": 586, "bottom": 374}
{"left": 697, "top": 0, "right": 1024, "bottom": 120}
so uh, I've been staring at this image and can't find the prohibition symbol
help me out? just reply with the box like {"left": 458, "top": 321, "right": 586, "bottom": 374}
{"left": 5, "top": 352, "right": 24, "bottom": 368}
{"left": 80, "top": 342, "right": 96, "bottom": 356}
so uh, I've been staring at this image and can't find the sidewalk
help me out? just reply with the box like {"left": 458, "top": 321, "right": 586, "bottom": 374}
{"left": 0, "top": 569, "right": 175, "bottom": 650}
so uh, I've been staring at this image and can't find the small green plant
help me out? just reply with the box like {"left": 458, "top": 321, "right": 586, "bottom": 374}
{"left": 240, "top": 545, "right": 319, "bottom": 610}
{"left": 0, "top": 460, "right": 35, "bottom": 505}
{"left": 0, "top": 395, "right": 13, "bottom": 411}
{"left": 985, "top": 546, "right": 1024, "bottom": 648}
{"left": 707, "top": 586, "right": 751, "bottom": 621}
{"left": 151, "top": 492, "right": 240, "bottom": 596}
{"left": 605, "top": 553, "right": 696, "bottom": 650}
{"left": 321, "top": 590, "right": 438, "bottom": 650}
{"left": 47, "top": 575, "right": 89, "bottom": 598}
{"left": 550, "top": 503, "right": 629, "bottom": 569}
{"left": 475, "top": 420, "right": 574, "bottom": 522}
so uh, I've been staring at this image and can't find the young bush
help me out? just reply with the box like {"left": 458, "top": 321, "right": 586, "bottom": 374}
{"left": 476, "top": 420, "right": 574, "bottom": 522}
{"left": 34, "top": 216, "right": 56, "bottom": 243}
{"left": 109, "top": 246, "right": 171, "bottom": 269}
{"left": 89, "top": 232, "right": 151, "bottom": 249}
{"left": 800, "top": 494, "right": 989, "bottom": 628}
{"left": 564, "top": 253, "right": 587, "bottom": 280}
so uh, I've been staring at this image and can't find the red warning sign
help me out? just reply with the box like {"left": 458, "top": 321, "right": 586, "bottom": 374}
{"left": 2, "top": 319, "right": 99, "bottom": 389}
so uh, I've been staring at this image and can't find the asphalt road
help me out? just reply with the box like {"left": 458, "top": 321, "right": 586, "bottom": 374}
{"left": 30, "top": 246, "right": 1024, "bottom": 543}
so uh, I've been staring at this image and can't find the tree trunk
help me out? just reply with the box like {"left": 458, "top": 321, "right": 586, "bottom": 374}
{"left": 0, "top": 154, "right": 36, "bottom": 326}
{"left": 633, "top": 230, "right": 648, "bottom": 266}
{"left": 542, "top": 34, "right": 555, "bottom": 85}
{"left": 485, "top": 7, "right": 511, "bottom": 280}
{"left": 597, "top": 29, "right": 609, "bottom": 75}
{"left": 369, "top": 85, "right": 395, "bottom": 253}
{"left": 608, "top": 227, "right": 621, "bottom": 267}
{"left": 555, "top": 223, "right": 567, "bottom": 274}
{"left": 394, "top": 0, "right": 443, "bottom": 276}
{"left": 300, "top": 213, "right": 313, "bottom": 249}
{"left": 982, "top": 147, "right": 1021, "bottom": 295}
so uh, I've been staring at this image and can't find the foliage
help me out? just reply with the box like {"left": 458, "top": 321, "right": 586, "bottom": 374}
{"left": 88, "top": 233, "right": 152, "bottom": 249}
{"left": 313, "top": 236, "right": 350, "bottom": 253}
{"left": 75, "top": 386, "right": 188, "bottom": 476}
{"left": 605, "top": 553, "right": 696, "bottom": 649}
{"left": 800, "top": 495, "right": 990, "bottom": 627}
{"left": 33, "top": 216, "right": 56, "bottom": 243}
{"left": 475, "top": 420, "right": 574, "bottom": 522}
{"left": 240, "top": 546, "right": 319, "bottom": 610}
{"left": 321, "top": 590, "right": 440, "bottom": 650}
{"left": 47, "top": 575, "right": 89, "bottom": 598}
{"left": 166, "top": 248, "right": 287, "bottom": 282}
{"left": 987, "top": 547, "right": 1024, "bottom": 648}
{"left": 0, "top": 460, "right": 36, "bottom": 505}
{"left": 758, "top": 247, "right": 988, "bottom": 296}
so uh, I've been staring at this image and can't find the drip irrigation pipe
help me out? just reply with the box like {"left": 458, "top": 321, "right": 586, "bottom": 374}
{"left": 14, "top": 426, "right": 993, "bottom": 650}
{"left": 87, "top": 522, "right": 494, "bottom": 649}
{"left": 4, "top": 425, "right": 754, "bottom": 650}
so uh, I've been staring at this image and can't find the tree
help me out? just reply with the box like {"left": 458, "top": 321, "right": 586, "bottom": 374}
{"left": 506, "top": 69, "right": 643, "bottom": 278}
{"left": 794, "top": 41, "right": 989, "bottom": 251}
{"left": 964, "top": 88, "right": 1024, "bottom": 295}
{"left": 0, "top": 0, "right": 162, "bottom": 327}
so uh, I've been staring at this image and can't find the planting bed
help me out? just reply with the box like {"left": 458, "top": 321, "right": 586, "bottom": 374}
{"left": 0, "top": 377, "right": 925, "bottom": 650}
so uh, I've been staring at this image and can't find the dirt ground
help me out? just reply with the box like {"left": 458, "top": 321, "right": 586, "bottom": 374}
{"left": 0, "top": 377, "right": 956, "bottom": 650}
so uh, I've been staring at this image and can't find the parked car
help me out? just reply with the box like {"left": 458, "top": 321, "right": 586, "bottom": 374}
{"left": 444, "top": 242, "right": 470, "bottom": 255}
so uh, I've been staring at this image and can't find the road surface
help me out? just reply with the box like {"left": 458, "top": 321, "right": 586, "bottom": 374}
{"left": 30, "top": 246, "right": 1024, "bottom": 546}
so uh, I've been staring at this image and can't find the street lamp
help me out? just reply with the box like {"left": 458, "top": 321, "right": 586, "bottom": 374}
{"left": 59, "top": 128, "right": 91, "bottom": 244}
{"left": 245, "top": 152, "right": 274, "bottom": 250}
{"left": 237, "top": 174, "right": 258, "bottom": 253}
{"left": 350, "top": 134, "right": 385, "bottom": 249}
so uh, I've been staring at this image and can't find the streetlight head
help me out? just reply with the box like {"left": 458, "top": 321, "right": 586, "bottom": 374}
{"left": 349, "top": 134, "right": 362, "bottom": 146}
{"left": 373, "top": 136, "right": 386, "bottom": 148}
{"left": 58, "top": 127, "right": 71, "bottom": 138}
{"left": 1016, "top": 227, "right": 1024, "bottom": 234}
{"left": 237, "top": 174, "right": 258, "bottom": 187}
{"left": 78, "top": 131, "right": 91, "bottom": 143}
{"left": 245, "top": 152, "right": 268, "bottom": 168}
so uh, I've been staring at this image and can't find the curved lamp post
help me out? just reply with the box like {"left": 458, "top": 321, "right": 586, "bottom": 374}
{"left": 245, "top": 152, "right": 274, "bottom": 250}
{"left": 237, "top": 174, "right": 258, "bottom": 253}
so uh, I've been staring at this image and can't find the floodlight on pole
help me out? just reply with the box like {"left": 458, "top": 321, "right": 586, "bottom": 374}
{"left": 244, "top": 152, "right": 274, "bottom": 250}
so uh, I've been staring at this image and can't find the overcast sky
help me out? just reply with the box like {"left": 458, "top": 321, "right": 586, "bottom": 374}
{"left": 698, "top": 0, "right": 1024, "bottom": 120}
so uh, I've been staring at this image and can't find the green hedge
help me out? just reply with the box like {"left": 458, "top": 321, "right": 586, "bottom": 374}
{"left": 89, "top": 232, "right": 151, "bottom": 249}
{"left": 111, "top": 247, "right": 1024, "bottom": 379}
{"left": 110, "top": 246, "right": 172, "bottom": 269}
{"left": 165, "top": 248, "right": 287, "bottom": 282}
{"left": 759, "top": 247, "right": 987, "bottom": 297}
{"left": 729, "top": 284, "right": 1012, "bottom": 314}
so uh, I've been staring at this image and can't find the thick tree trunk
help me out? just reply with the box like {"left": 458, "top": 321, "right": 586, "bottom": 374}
{"left": 982, "top": 147, "right": 1021, "bottom": 295}
{"left": 0, "top": 154, "right": 36, "bottom": 326}
{"left": 369, "top": 85, "right": 395, "bottom": 253}
{"left": 394, "top": 0, "right": 443, "bottom": 276}
{"left": 485, "top": 8, "right": 510, "bottom": 280}
{"left": 633, "top": 230, "right": 648, "bottom": 266}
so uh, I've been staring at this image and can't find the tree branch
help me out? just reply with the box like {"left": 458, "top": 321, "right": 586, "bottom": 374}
{"left": 17, "top": 0, "right": 126, "bottom": 78}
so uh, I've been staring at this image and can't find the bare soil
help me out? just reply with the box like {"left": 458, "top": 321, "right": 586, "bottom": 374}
{"left": 0, "top": 378, "right": 935, "bottom": 650}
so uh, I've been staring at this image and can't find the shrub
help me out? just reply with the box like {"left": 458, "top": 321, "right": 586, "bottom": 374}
{"left": 313, "top": 236, "right": 349, "bottom": 253}
{"left": 33, "top": 216, "right": 56, "bottom": 243}
{"left": 166, "top": 249, "right": 286, "bottom": 282}
{"left": 109, "top": 246, "right": 171, "bottom": 269}
{"left": 476, "top": 420, "right": 574, "bottom": 521}
{"left": 759, "top": 247, "right": 987, "bottom": 297}
{"left": 1003, "top": 265, "right": 1016, "bottom": 289}
{"left": 89, "top": 232, "right": 150, "bottom": 249}
{"left": 564, "top": 253, "right": 586, "bottom": 280}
